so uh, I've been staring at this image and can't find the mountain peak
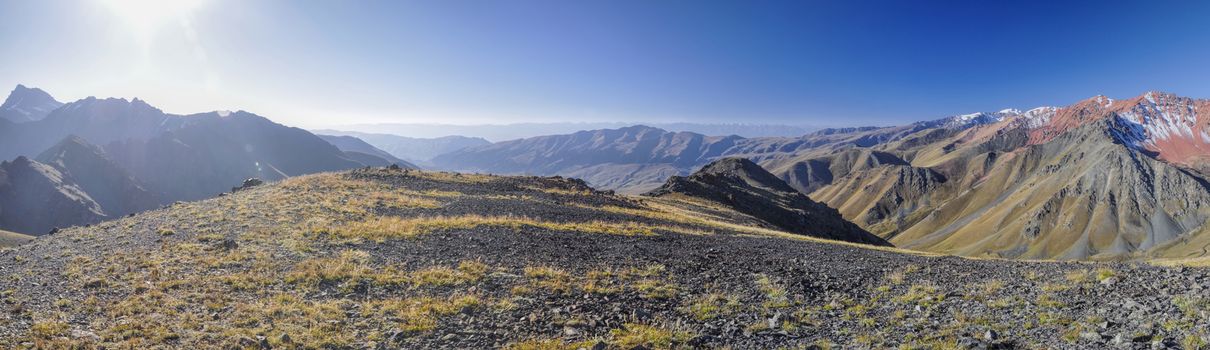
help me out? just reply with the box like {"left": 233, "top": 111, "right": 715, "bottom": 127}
{"left": 0, "top": 84, "right": 63, "bottom": 123}
{"left": 692, "top": 157, "right": 791, "bottom": 190}
{"left": 36, "top": 135, "right": 103, "bottom": 164}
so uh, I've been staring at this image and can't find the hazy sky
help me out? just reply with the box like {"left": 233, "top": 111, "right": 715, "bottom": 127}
{"left": 2, "top": 0, "right": 1210, "bottom": 128}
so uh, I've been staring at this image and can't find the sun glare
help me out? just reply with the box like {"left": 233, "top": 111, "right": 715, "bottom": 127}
{"left": 99, "top": 0, "right": 204, "bottom": 35}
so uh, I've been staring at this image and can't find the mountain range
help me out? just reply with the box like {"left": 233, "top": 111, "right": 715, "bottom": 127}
{"left": 313, "top": 130, "right": 490, "bottom": 166}
{"left": 0, "top": 86, "right": 406, "bottom": 234}
{"left": 435, "top": 92, "right": 1210, "bottom": 260}
{"left": 5, "top": 84, "right": 1210, "bottom": 261}
{"left": 329, "top": 122, "right": 814, "bottom": 142}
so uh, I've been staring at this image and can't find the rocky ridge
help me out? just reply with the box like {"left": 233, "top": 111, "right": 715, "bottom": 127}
{"left": 645, "top": 158, "right": 889, "bottom": 246}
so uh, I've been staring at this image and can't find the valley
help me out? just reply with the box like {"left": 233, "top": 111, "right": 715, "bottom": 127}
{"left": 2, "top": 86, "right": 1210, "bottom": 349}
{"left": 6, "top": 2, "right": 1209, "bottom": 348}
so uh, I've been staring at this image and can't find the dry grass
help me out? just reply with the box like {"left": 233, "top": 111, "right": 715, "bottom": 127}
{"left": 755, "top": 274, "right": 792, "bottom": 310}
{"left": 326, "top": 215, "right": 661, "bottom": 243}
{"left": 682, "top": 292, "right": 743, "bottom": 320}
{"left": 285, "top": 250, "right": 386, "bottom": 290}
{"left": 609, "top": 323, "right": 694, "bottom": 349}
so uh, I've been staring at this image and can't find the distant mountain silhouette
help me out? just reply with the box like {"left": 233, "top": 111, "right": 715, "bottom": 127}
{"left": 36, "top": 136, "right": 160, "bottom": 217}
{"left": 328, "top": 122, "right": 812, "bottom": 141}
{"left": 103, "top": 111, "right": 365, "bottom": 201}
{"left": 432, "top": 125, "right": 743, "bottom": 193}
{"left": 0, "top": 86, "right": 389, "bottom": 234}
{"left": 317, "top": 134, "right": 419, "bottom": 168}
{"left": 314, "top": 130, "right": 490, "bottom": 165}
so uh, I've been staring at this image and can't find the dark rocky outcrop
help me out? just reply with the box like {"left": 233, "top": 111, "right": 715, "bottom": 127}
{"left": 646, "top": 158, "right": 890, "bottom": 246}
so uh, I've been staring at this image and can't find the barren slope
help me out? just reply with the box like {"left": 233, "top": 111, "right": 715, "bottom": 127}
{"left": 2, "top": 168, "right": 1210, "bottom": 349}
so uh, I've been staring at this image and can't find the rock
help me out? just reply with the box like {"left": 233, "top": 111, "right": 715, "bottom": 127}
{"left": 231, "top": 178, "right": 264, "bottom": 193}
{"left": 280, "top": 333, "right": 292, "bottom": 344}
{"left": 768, "top": 312, "right": 784, "bottom": 329}
{"left": 687, "top": 335, "right": 715, "bottom": 346}
{"left": 1101, "top": 276, "right": 1120, "bottom": 286}
{"left": 984, "top": 329, "right": 998, "bottom": 341}
{"left": 219, "top": 238, "right": 239, "bottom": 251}
{"left": 1112, "top": 333, "right": 1127, "bottom": 346}
{"left": 957, "top": 336, "right": 986, "bottom": 349}
{"left": 238, "top": 337, "right": 257, "bottom": 347}
{"left": 1080, "top": 331, "right": 1105, "bottom": 341}
{"left": 70, "top": 329, "right": 100, "bottom": 342}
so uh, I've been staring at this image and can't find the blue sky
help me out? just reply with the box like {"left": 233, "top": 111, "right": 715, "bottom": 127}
{"left": 2, "top": 0, "right": 1209, "bottom": 128}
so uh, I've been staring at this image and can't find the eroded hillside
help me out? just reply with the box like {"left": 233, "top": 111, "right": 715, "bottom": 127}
{"left": 3, "top": 168, "right": 1210, "bottom": 349}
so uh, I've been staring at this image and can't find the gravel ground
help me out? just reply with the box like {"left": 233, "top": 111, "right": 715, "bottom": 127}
{"left": 0, "top": 168, "right": 1208, "bottom": 349}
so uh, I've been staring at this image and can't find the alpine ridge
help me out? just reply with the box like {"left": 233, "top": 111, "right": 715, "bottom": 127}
{"left": 435, "top": 92, "right": 1210, "bottom": 260}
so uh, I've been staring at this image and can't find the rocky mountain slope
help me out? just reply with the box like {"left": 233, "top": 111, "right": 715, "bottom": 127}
{"left": 2, "top": 167, "right": 1210, "bottom": 349}
{"left": 0, "top": 156, "right": 106, "bottom": 234}
{"left": 35, "top": 136, "right": 160, "bottom": 218}
{"left": 0, "top": 135, "right": 163, "bottom": 235}
{"left": 784, "top": 93, "right": 1210, "bottom": 260}
{"left": 646, "top": 158, "right": 889, "bottom": 246}
{"left": 0, "top": 229, "right": 32, "bottom": 248}
{"left": 0, "top": 84, "right": 62, "bottom": 123}
{"left": 433, "top": 92, "right": 1210, "bottom": 260}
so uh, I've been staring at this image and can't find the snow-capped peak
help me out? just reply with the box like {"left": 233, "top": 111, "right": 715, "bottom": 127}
{"left": 998, "top": 108, "right": 1022, "bottom": 115}
{"left": 957, "top": 112, "right": 986, "bottom": 121}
